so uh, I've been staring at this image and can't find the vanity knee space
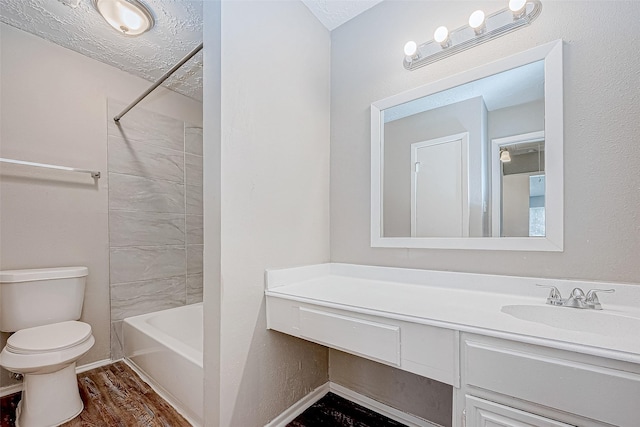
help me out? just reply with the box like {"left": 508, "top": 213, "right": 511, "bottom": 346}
{"left": 266, "top": 297, "right": 460, "bottom": 387}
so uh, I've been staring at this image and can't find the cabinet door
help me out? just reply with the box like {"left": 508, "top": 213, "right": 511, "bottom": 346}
{"left": 466, "top": 396, "right": 574, "bottom": 427}
{"left": 463, "top": 337, "right": 640, "bottom": 426}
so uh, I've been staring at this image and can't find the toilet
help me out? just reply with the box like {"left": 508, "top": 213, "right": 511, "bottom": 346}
{"left": 0, "top": 267, "right": 95, "bottom": 427}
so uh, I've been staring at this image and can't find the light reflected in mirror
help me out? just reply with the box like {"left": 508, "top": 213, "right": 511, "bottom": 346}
{"left": 371, "top": 40, "right": 564, "bottom": 251}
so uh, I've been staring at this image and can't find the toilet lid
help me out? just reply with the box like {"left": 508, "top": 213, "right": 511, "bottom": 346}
{"left": 7, "top": 321, "right": 92, "bottom": 354}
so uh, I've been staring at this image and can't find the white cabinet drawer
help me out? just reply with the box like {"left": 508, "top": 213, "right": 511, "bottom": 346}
{"left": 466, "top": 395, "right": 574, "bottom": 427}
{"left": 299, "top": 307, "right": 400, "bottom": 365}
{"left": 464, "top": 338, "right": 640, "bottom": 426}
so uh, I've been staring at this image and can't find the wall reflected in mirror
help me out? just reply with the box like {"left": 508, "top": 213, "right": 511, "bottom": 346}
{"left": 381, "top": 60, "right": 545, "bottom": 238}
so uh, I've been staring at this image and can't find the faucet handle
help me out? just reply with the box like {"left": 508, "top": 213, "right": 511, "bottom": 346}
{"left": 536, "top": 284, "right": 563, "bottom": 305}
{"left": 570, "top": 287, "right": 586, "bottom": 299}
{"left": 585, "top": 289, "right": 615, "bottom": 310}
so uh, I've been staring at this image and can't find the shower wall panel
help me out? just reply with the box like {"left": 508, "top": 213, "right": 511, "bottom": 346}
{"left": 107, "top": 100, "right": 203, "bottom": 359}
{"left": 185, "top": 126, "right": 204, "bottom": 304}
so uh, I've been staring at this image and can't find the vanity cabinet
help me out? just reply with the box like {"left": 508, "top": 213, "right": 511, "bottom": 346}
{"left": 265, "top": 263, "right": 640, "bottom": 427}
{"left": 266, "top": 297, "right": 460, "bottom": 387}
{"left": 458, "top": 334, "right": 640, "bottom": 427}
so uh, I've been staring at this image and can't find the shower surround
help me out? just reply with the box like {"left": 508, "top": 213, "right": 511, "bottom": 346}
{"left": 107, "top": 100, "right": 203, "bottom": 359}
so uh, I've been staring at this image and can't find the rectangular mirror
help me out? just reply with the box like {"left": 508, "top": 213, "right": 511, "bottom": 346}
{"left": 371, "top": 40, "right": 563, "bottom": 251}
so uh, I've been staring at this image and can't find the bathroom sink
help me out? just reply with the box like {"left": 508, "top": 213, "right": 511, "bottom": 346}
{"left": 501, "top": 304, "right": 640, "bottom": 336}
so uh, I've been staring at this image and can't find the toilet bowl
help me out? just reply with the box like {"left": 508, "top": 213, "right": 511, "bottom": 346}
{"left": 1, "top": 321, "right": 95, "bottom": 427}
{"left": 0, "top": 267, "right": 94, "bottom": 427}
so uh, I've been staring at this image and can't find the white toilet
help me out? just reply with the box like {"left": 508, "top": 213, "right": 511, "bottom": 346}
{"left": 0, "top": 267, "right": 95, "bottom": 427}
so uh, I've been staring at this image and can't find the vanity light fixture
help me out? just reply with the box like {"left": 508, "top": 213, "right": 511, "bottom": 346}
{"left": 93, "top": 0, "right": 155, "bottom": 36}
{"left": 403, "top": 0, "right": 542, "bottom": 70}
{"left": 500, "top": 148, "right": 512, "bottom": 163}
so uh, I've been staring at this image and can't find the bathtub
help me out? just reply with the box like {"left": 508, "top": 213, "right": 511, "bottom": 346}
{"left": 123, "top": 303, "right": 203, "bottom": 426}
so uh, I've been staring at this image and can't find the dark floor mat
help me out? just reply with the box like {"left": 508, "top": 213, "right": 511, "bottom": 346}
{"left": 287, "top": 392, "right": 407, "bottom": 427}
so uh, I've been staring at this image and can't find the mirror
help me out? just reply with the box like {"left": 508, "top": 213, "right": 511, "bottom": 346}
{"left": 371, "top": 40, "right": 563, "bottom": 251}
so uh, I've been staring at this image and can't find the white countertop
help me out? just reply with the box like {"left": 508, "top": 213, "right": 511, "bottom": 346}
{"left": 265, "top": 263, "right": 640, "bottom": 365}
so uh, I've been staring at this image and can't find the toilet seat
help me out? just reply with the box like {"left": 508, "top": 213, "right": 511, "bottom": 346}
{"left": 1, "top": 321, "right": 95, "bottom": 374}
{"left": 6, "top": 321, "right": 92, "bottom": 354}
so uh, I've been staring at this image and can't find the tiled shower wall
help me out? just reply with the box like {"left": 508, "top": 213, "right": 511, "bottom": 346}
{"left": 107, "top": 100, "right": 203, "bottom": 359}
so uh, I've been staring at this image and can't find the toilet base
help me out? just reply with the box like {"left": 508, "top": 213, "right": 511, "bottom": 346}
{"left": 16, "top": 362, "right": 84, "bottom": 427}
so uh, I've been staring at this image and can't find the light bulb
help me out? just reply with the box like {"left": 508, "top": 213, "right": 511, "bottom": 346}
{"left": 509, "top": 0, "right": 527, "bottom": 14}
{"left": 469, "top": 10, "right": 486, "bottom": 34}
{"left": 120, "top": 4, "right": 144, "bottom": 31}
{"left": 500, "top": 149, "right": 512, "bottom": 163}
{"left": 404, "top": 41, "right": 418, "bottom": 57}
{"left": 434, "top": 26, "right": 450, "bottom": 46}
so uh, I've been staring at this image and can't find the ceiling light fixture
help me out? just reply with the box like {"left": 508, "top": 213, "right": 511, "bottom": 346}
{"left": 403, "top": 0, "right": 542, "bottom": 70}
{"left": 93, "top": 0, "right": 154, "bottom": 37}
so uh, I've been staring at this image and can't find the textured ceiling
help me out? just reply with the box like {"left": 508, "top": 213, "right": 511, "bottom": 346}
{"left": 301, "top": 0, "right": 383, "bottom": 31}
{"left": 0, "top": 1, "right": 382, "bottom": 102}
{"left": 0, "top": 0, "right": 204, "bottom": 100}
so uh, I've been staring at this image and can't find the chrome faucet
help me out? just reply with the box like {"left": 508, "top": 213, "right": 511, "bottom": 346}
{"left": 537, "top": 285, "right": 614, "bottom": 310}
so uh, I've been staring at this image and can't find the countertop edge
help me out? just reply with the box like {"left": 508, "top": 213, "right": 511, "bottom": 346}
{"left": 265, "top": 290, "right": 640, "bottom": 366}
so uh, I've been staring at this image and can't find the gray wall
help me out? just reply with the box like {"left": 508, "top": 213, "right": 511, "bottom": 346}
{"left": 330, "top": 350, "right": 453, "bottom": 427}
{"left": 488, "top": 99, "right": 545, "bottom": 143}
{"left": 0, "top": 23, "right": 202, "bottom": 390}
{"left": 331, "top": 0, "right": 640, "bottom": 285}
{"left": 210, "top": 1, "right": 331, "bottom": 426}
{"left": 330, "top": 0, "right": 640, "bottom": 423}
{"left": 202, "top": 1, "right": 222, "bottom": 425}
{"left": 107, "top": 100, "right": 204, "bottom": 360}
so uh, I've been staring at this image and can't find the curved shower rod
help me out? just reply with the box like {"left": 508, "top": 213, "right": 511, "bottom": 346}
{"left": 114, "top": 42, "right": 203, "bottom": 122}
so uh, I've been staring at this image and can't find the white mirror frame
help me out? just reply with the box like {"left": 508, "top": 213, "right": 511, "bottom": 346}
{"left": 371, "top": 40, "right": 563, "bottom": 251}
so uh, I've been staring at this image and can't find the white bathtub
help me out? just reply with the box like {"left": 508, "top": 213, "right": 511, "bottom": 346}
{"left": 123, "top": 303, "right": 203, "bottom": 426}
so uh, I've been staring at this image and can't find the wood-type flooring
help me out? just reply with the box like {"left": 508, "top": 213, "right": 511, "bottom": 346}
{"left": 0, "top": 361, "right": 191, "bottom": 427}
{"left": 2, "top": 364, "right": 407, "bottom": 427}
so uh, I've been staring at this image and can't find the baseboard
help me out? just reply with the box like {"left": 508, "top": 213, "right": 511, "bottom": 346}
{"left": 329, "top": 382, "right": 442, "bottom": 427}
{"left": 0, "top": 358, "right": 112, "bottom": 397}
{"left": 264, "top": 382, "right": 330, "bottom": 427}
{"left": 265, "top": 381, "right": 441, "bottom": 427}
{"left": 0, "top": 383, "right": 22, "bottom": 398}
{"left": 76, "top": 358, "right": 112, "bottom": 374}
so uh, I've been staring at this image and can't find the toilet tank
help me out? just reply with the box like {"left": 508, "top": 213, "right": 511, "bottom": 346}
{"left": 0, "top": 267, "right": 88, "bottom": 332}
